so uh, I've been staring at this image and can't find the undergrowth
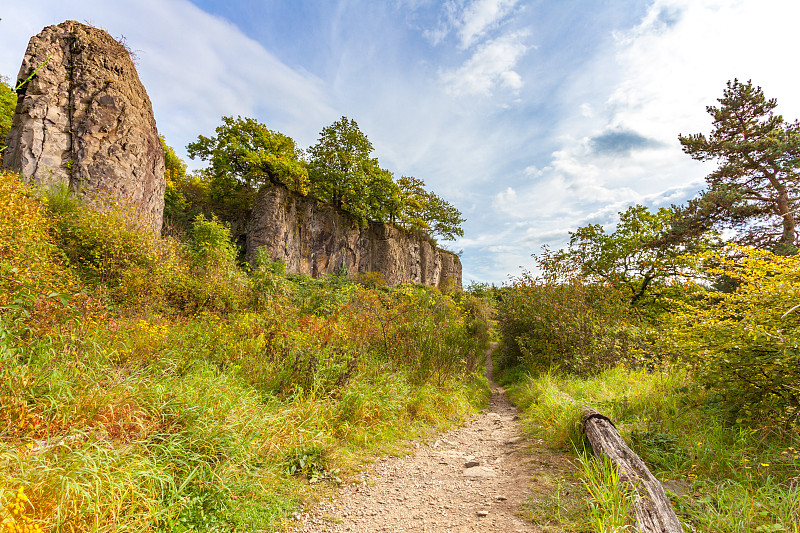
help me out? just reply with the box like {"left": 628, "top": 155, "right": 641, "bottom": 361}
{"left": 0, "top": 170, "right": 490, "bottom": 532}
{"left": 509, "top": 367, "right": 800, "bottom": 532}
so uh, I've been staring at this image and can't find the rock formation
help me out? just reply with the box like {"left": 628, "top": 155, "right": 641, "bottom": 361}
{"left": 247, "top": 186, "right": 462, "bottom": 289}
{"left": 3, "top": 21, "right": 165, "bottom": 232}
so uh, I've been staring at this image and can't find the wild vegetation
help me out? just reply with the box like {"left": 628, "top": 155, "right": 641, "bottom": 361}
{"left": 5, "top": 44, "right": 799, "bottom": 531}
{"left": 0, "top": 77, "right": 15, "bottom": 155}
{"left": 497, "top": 80, "right": 800, "bottom": 532}
{"left": 0, "top": 169, "right": 489, "bottom": 532}
{"left": 168, "top": 115, "right": 464, "bottom": 243}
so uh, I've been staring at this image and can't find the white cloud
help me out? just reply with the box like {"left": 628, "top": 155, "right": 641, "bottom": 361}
{"left": 458, "top": 0, "right": 521, "bottom": 49}
{"left": 466, "top": 0, "right": 800, "bottom": 281}
{"left": 5, "top": 0, "right": 800, "bottom": 285}
{"left": 523, "top": 165, "right": 550, "bottom": 177}
{"left": 421, "top": 0, "right": 520, "bottom": 49}
{"left": 422, "top": 1, "right": 460, "bottom": 46}
{"left": 0, "top": 0, "right": 337, "bottom": 164}
{"left": 440, "top": 30, "right": 529, "bottom": 96}
{"left": 493, "top": 186, "right": 517, "bottom": 209}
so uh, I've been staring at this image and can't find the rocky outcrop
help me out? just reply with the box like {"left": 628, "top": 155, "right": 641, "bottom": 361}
{"left": 247, "top": 186, "right": 462, "bottom": 289}
{"left": 3, "top": 21, "right": 165, "bottom": 233}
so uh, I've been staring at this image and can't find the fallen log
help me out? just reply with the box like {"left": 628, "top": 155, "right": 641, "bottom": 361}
{"left": 581, "top": 408, "right": 683, "bottom": 533}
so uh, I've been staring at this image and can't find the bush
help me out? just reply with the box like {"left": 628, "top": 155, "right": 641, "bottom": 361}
{"left": 0, "top": 167, "right": 488, "bottom": 532}
{"left": 670, "top": 246, "right": 800, "bottom": 427}
{"left": 250, "top": 247, "right": 289, "bottom": 305}
{"left": 48, "top": 189, "right": 159, "bottom": 291}
{"left": 46, "top": 189, "right": 250, "bottom": 314}
{"left": 186, "top": 214, "right": 238, "bottom": 269}
{"left": 0, "top": 172, "right": 72, "bottom": 303}
{"left": 496, "top": 267, "right": 631, "bottom": 375}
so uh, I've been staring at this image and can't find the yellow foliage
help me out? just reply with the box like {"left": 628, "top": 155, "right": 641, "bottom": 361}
{"left": 1, "top": 487, "right": 44, "bottom": 533}
{"left": 0, "top": 171, "right": 73, "bottom": 305}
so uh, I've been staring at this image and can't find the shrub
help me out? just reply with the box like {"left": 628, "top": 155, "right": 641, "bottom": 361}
{"left": 671, "top": 246, "right": 800, "bottom": 427}
{"left": 354, "top": 271, "right": 387, "bottom": 289}
{"left": 0, "top": 172, "right": 72, "bottom": 304}
{"left": 250, "top": 247, "right": 290, "bottom": 306}
{"left": 496, "top": 268, "right": 630, "bottom": 375}
{"left": 48, "top": 189, "right": 158, "bottom": 291}
{"left": 186, "top": 214, "right": 238, "bottom": 269}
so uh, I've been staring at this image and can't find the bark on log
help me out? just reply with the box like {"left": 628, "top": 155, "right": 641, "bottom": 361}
{"left": 581, "top": 408, "right": 683, "bottom": 533}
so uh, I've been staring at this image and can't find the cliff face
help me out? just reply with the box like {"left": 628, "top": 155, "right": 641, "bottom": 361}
{"left": 3, "top": 21, "right": 165, "bottom": 233}
{"left": 247, "top": 186, "right": 462, "bottom": 289}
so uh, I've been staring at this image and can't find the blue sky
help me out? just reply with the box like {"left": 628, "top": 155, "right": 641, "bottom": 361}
{"left": 2, "top": 0, "right": 800, "bottom": 284}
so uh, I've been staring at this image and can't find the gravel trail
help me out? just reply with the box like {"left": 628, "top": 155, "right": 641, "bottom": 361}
{"left": 289, "top": 343, "right": 549, "bottom": 532}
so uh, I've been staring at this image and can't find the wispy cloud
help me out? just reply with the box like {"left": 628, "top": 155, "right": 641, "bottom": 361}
{"left": 422, "top": 0, "right": 521, "bottom": 49}
{"left": 3, "top": 0, "right": 800, "bottom": 285}
{"left": 465, "top": 0, "right": 800, "bottom": 281}
{"left": 458, "top": 0, "right": 521, "bottom": 49}
{"left": 440, "top": 30, "right": 529, "bottom": 96}
{"left": 0, "top": 0, "right": 337, "bottom": 162}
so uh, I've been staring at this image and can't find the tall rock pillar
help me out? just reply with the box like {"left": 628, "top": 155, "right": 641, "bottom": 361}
{"left": 3, "top": 21, "right": 165, "bottom": 233}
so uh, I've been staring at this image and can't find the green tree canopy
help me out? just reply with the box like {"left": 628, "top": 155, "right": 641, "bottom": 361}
{"left": 0, "top": 76, "right": 17, "bottom": 159}
{"left": 307, "top": 116, "right": 401, "bottom": 224}
{"left": 678, "top": 79, "right": 800, "bottom": 255}
{"left": 566, "top": 205, "right": 707, "bottom": 307}
{"left": 424, "top": 190, "right": 465, "bottom": 241}
{"left": 187, "top": 116, "right": 309, "bottom": 195}
{"left": 393, "top": 176, "right": 464, "bottom": 241}
{"left": 396, "top": 176, "right": 429, "bottom": 232}
{"left": 161, "top": 135, "right": 188, "bottom": 184}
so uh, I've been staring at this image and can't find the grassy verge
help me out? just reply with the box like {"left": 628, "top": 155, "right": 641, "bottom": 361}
{"left": 0, "top": 171, "right": 490, "bottom": 532}
{"left": 508, "top": 366, "right": 800, "bottom": 532}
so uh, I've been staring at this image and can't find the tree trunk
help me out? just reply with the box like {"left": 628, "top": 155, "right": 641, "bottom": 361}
{"left": 581, "top": 408, "right": 684, "bottom": 533}
{"left": 776, "top": 187, "right": 797, "bottom": 252}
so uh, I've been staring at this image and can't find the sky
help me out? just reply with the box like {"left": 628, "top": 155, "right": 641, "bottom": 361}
{"left": 2, "top": 0, "right": 800, "bottom": 285}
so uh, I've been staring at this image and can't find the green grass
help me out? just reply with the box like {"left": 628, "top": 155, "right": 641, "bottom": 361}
{"left": 509, "top": 366, "right": 800, "bottom": 532}
{"left": 0, "top": 170, "right": 491, "bottom": 532}
{"left": 0, "top": 312, "right": 486, "bottom": 532}
{"left": 577, "top": 453, "right": 634, "bottom": 533}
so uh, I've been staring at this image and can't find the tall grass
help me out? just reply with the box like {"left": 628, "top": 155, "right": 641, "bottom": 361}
{"left": 511, "top": 367, "right": 800, "bottom": 532}
{"left": 577, "top": 453, "right": 634, "bottom": 533}
{"left": 0, "top": 171, "right": 489, "bottom": 532}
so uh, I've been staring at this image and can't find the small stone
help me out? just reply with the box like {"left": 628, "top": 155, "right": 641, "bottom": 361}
{"left": 464, "top": 460, "right": 480, "bottom": 468}
{"left": 477, "top": 510, "right": 489, "bottom": 517}
{"left": 496, "top": 495, "right": 508, "bottom": 501}
{"left": 463, "top": 466, "right": 497, "bottom": 477}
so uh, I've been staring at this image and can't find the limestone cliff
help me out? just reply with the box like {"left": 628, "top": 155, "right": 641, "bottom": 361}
{"left": 247, "top": 186, "right": 462, "bottom": 289}
{"left": 3, "top": 21, "right": 165, "bottom": 233}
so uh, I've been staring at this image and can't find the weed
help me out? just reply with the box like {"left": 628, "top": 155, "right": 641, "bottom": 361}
{"left": 0, "top": 170, "right": 488, "bottom": 531}
{"left": 577, "top": 453, "right": 635, "bottom": 532}
{"left": 282, "top": 446, "right": 341, "bottom": 484}
{"left": 512, "top": 366, "right": 800, "bottom": 532}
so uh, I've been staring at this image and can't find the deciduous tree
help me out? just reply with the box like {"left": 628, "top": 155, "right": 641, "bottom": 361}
{"left": 567, "top": 205, "right": 706, "bottom": 307}
{"left": 0, "top": 76, "right": 17, "bottom": 159}
{"left": 187, "top": 116, "right": 309, "bottom": 194}
{"left": 308, "top": 117, "right": 402, "bottom": 225}
{"left": 424, "top": 191, "right": 464, "bottom": 241}
{"left": 672, "top": 246, "right": 800, "bottom": 426}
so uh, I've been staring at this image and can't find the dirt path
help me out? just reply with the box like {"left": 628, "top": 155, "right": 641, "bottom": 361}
{"left": 289, "top": 343, "right": 561, "bottom": 532}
